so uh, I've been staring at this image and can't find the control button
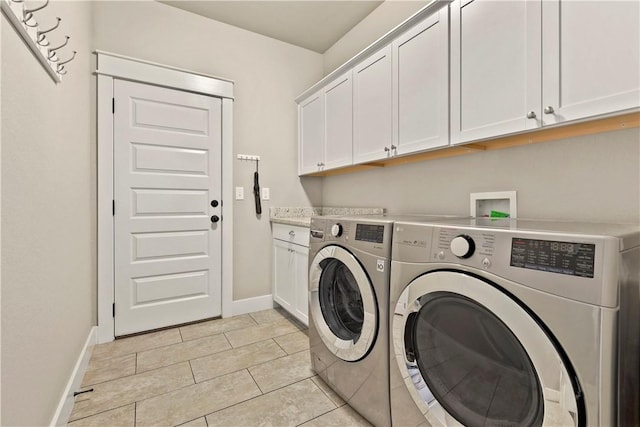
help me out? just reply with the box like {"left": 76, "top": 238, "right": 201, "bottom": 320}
{"left": 450, "top": 235, "right": 475, "bottom": 258}
{"left": 437, "top": 251, "right": 445, "bottom": 260}
{"left": 482, "top": 258, "right": 491, "bottom": 269}
{"left": 330, "top": 223, "right": 343, "bottom": 237}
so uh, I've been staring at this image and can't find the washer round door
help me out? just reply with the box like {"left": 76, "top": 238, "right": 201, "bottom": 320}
{"left": 394, "top": 271, "right": 583, "bottom": 427}
{"left": 309, "top": 245, "right": 378, "bottom": 362}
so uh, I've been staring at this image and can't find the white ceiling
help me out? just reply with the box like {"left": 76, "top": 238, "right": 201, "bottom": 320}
{"left": 159, "top": 1, "right": 384, "bottom": 53}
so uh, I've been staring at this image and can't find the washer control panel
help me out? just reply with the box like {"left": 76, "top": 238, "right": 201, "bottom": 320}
{"left": 392, "top": 219, "right": 625, "bottom": 307}
{"left": 330, "top": 223, "right": 343, "bottom": 237}
{"left": 310, "top": 217, "right": 393, "bottom": 258}
{"left": 450, "top": 235, "right": 475, "bottom": 258}
{"left": 436, "top": 228, "right": 496, "bottom": 267}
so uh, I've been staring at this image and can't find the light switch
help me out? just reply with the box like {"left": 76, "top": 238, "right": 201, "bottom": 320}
{"left": 235, "top": 186, "right": 244, "bottom": 200}
{"left": 262, "top": 187, "right": 270, "bottom": 200}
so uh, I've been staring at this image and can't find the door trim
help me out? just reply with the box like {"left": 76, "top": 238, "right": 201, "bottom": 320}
{"left": 96, "top": 51, "right": 234, "bottom": 343}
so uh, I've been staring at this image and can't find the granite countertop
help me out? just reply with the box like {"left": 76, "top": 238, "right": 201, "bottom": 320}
{"left": 270, "top": 207, "right": 384, "bottom": 228}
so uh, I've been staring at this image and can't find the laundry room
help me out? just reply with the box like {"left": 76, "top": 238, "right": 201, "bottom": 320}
{"left": 2, "top": 0, "right": 639, "bottom": 426}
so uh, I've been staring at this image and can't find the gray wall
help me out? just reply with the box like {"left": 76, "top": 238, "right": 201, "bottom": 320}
{"left": 91, "top": 1, "right": 323, "bottom": 301}
{"left": 320, "top": 2, "right": 640, "bottom": 224}
{"left": 1, "top": 1, "right": 95, "bottom": 425}
{"left": 322, "top": 130, "right": 640, "bottom": 223}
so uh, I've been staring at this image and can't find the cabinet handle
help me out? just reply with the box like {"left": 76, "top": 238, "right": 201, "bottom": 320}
{"left": 527, "top": 111, "right": 537, "bottom": 119}
{"left": 384, "top": 146, "right": 390, "bottom": 152}
{"left": 289, "top": 230, "right": 295, "bottom": 237}
{"left": 544, "top": 106, "right": 555, "bottom": 114}
{"left": 391, "top": 145, "right": 397, "bottom": 150}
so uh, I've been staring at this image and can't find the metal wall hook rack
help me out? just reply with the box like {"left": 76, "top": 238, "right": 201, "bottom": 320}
{"left": 1, "top": 0, "right": 76, "bottom": 83}
{"left": 48, "top": 35, "right": 69, "bottom": 61}
{"left": 36, "top": 16, "right": 60, "bottom": 46}
{"left": 22, "top": 0, "right": 48, "bottom": 23}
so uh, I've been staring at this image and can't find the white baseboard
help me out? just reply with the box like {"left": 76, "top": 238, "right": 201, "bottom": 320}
{"left": 50, "top": 326, "right": 98, "bottom": 426}
{"left": 231, "top": 294, "right": 276, "bottom": 316}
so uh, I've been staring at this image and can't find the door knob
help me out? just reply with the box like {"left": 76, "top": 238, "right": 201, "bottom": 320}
{"left": 210, "top": 215, "right": 220, "bottom": 223}
{"left": 527, "top": 111, "right": 537, "bottom": 119}
{"left": 211, "top": 200, "right": 219, "bottom": 207}
{"left": 544, "top": 106, "right": 555, "bottom": 114}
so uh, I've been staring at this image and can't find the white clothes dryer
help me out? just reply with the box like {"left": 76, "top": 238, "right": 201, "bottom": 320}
{"left": 389, "top": 218, "right": 639, "bottom": 427}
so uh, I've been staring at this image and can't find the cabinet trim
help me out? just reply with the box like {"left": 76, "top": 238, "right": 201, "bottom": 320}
{"left": 305, "top": 111, "right": 639, "bottom": 177}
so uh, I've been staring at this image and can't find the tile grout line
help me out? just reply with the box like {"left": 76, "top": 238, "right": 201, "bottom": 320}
{"left": 247, "top": 368, "right": 316, "bottom": 397}
{"left": 136, "top": 342, "right": 233, "bottom": 376}
{"left": 188, "top": 360, "right": 197, "bottom": 384}
{"left": 67, "top": 403, "right": 134, "bottom": 425}
{"left": 220, "top": 331, "right": 233, "bottom": 350}
{"left": 246, "top": 367, "right": 265, "bottom": 395}
{"left": 271, "top": 337, "right": 289, "bottom": 355}
{"left": 311, "top": 376, "right": 347, "bottom": 409}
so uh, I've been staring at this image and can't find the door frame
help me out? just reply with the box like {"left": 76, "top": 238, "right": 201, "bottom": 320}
{"left": 96, "top": 51, "right": 234, "bottom": 343}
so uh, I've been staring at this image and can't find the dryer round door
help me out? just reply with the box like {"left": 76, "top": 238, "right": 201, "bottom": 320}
{"left": 393, "top": 271, "right": 583, "bottom": 427}
{"left": 309, "top": 245, "right": 377, "bottom": 362}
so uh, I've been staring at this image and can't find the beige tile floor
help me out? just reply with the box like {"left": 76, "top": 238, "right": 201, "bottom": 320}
{"left": 69, "top": 308, "right": 372, "bottom": 427}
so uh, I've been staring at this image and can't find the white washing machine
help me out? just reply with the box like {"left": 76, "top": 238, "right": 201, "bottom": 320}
{"left": 389, "top": 218, "right": 639, "bottom": 427}
{"left": 308, "top": 215, "right": 394, "bottom": 426}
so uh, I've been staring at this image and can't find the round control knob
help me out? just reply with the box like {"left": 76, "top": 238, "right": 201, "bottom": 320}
{"left": 330, "top": 223, "right": 343, "bottom": 237}
{"left": 450, "top": 235, "right": 475, "bottom": 258}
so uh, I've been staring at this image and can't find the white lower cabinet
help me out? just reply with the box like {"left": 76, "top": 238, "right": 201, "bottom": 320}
{"left": 272, "top": 224, "right": 309, "bottom": 326}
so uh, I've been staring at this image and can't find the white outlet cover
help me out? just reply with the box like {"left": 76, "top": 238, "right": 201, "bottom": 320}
{"left": 235, "top": 186, "right": 244, "bottom": 200}
{"left": 262, "top": 187, "right": 270, "bottom": 200}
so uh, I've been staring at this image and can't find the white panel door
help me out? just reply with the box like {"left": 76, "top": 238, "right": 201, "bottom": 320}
{"left": 451, "top": 0, "right": 541, "bottom": 145}
{"left": 542, "top": 0, "right": 640, "bottom": 125}
{"left": 353, "top": 45, "right": 393, "bottom": 163}
{"left": 114, "top": 79, "right": 222, "bottom": 336}
{"left": 393, "top": 7, "right": 449, "bottom": 155}
{"left": 299, "top": 91, "right": 325, "bottom": 175}
{"left": 324, "top": 71, "right": 353, "bottom": 170}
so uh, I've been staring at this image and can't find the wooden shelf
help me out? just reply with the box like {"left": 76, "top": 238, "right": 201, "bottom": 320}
{"left": 305, "top": 112, "right": 639, "bottom": 177}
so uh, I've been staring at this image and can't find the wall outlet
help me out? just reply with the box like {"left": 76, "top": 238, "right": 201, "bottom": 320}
{"left": 235, "top": 186, "right": 244, "bottom": 200}
{"left": 262, "top": 187, "right": 270, "bottom": 200}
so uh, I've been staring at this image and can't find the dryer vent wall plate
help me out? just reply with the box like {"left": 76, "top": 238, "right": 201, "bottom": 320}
{"left": 470, "top": 191, "right": 517, "bottom": 218}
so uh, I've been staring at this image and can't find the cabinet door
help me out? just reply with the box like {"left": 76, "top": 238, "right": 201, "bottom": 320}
{"left": 542, "top": 0, "right": 640, "bottom": 125}
{"left": 353, "top": 45, "right": 393, "bottom": 163}
{"left": 298, "top": 91, "right": 324, "bottom": 175}
{"left": 324, "top": 71, "right": 353, "bottom": 170}
{"left": 450, "top": 0, "right": 541, "bottom": 145}
{"left": 293, "top": 244, "right": 309, "bottom": 326}
{"left": 273, "top": 239, "right": 295, "bottom": 314}
{"left": 393, "top": 7, "right": 449, "bottom": 155}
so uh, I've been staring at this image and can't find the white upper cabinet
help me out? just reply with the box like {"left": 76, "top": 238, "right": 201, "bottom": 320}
{"left": 324, "top": 70, "right": 353, "bottom": 170}
{"left": 450, "top": 0, "right": 541, "bottom": 145}
{"left": 298, "top": 91, "right": 324, "bottom": 175}
{"left": 542, "top": 0, "right": 640, "bottom": 125}
{"left": 393, "top": 7, "right": 450, "bottom": 155}
{"left": 353, "top": 45, "right": 393, "bottom": 163}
